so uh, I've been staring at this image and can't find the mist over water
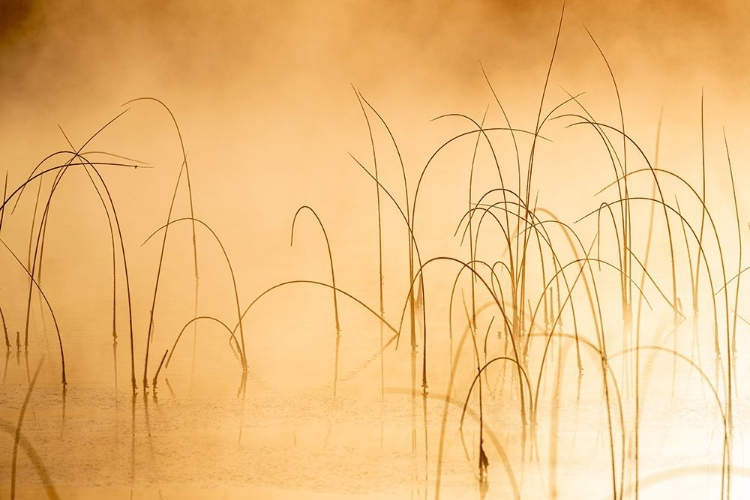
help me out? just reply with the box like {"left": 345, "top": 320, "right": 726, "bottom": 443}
{"left": 2, "top": 2, "right": 750, "bottom": 499}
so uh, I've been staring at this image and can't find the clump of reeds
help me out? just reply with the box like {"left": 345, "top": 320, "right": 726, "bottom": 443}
{"left": 0, "top": 12, "right": 745, "bottom": 499}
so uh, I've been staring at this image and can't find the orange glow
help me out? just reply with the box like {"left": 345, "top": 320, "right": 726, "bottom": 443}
{"left": 1, "top": 2, "right": 748, "bottom": 499}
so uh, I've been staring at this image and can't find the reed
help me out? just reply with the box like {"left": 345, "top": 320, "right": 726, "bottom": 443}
{"left": 34, "top": 131, "right": 140, "bottom": 390}
{"left": 1, "top": 12, "right": 746, "bottom": 499}
{"left": 1, "top": 307, "right": 9, "bottom": 351}
{"left": 130, "top": 98, "right": 200, "bottom": 391}
{"left": 353, "top": 87, "right": 386, "bottom": 397}
{"left": 291, "top": 205, "right": 341, "bottom": 394}
{"left": 142, "top": 217, "right": 247, "bottom": 376}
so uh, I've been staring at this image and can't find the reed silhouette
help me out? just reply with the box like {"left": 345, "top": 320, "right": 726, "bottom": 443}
{"left": 1, "top": 11, "right": 745, "bottom": 499}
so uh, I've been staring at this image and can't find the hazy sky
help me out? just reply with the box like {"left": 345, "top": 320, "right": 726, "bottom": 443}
{"left": 1, "top": 0, "right": 748, "bottom": 111}
{"left": 2, "top": 0, "right": 747, "bottom": 181}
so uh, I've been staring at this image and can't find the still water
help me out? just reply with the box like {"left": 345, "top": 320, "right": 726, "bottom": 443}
{"left": 2, "top": 315, "right": 748, "bottom": 499}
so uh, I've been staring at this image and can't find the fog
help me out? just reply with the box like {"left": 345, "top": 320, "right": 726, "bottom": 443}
{"left": 1, "top": 2, "right": 750, "bottom": 499}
